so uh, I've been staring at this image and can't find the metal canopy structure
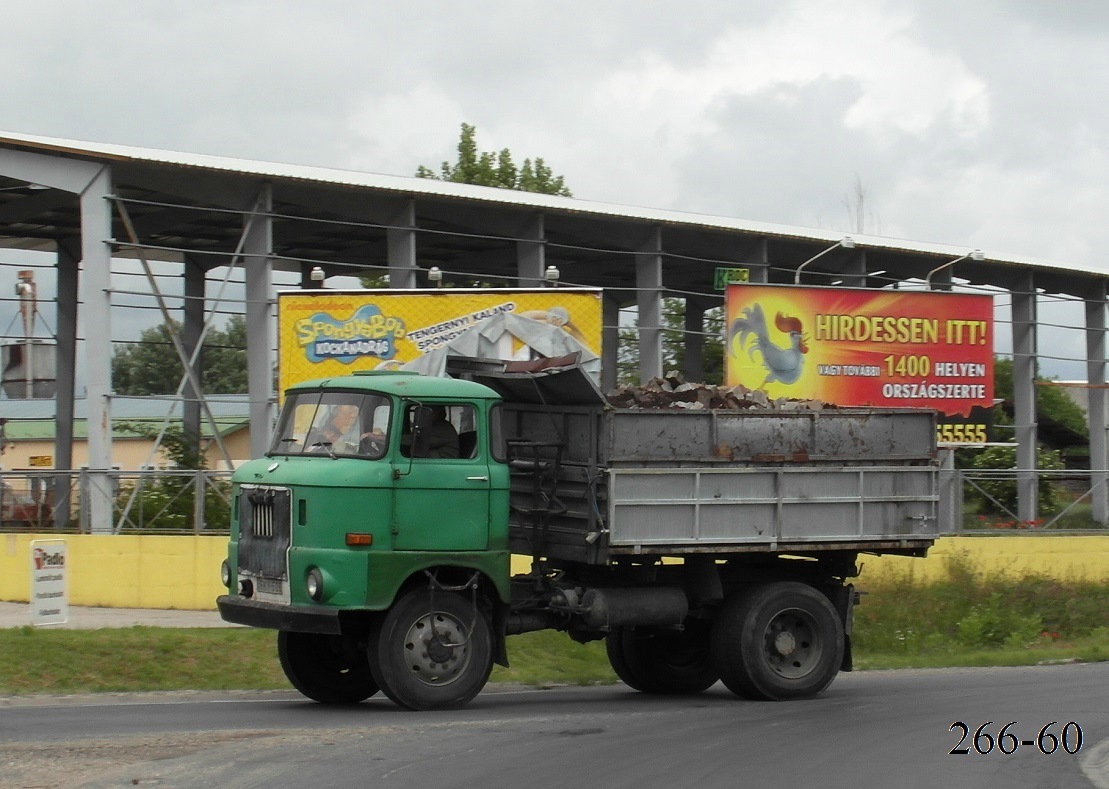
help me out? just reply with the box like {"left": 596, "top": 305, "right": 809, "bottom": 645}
{"left": 1, "top": 130, "right": 1107, "bottom": 531}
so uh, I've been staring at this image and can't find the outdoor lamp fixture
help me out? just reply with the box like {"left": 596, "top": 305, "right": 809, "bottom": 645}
{"left": 309, "top": 267, "right": 325, "bottom": 288}
{"left": 925, "top": 249, "right": 984, "bottom": 289}
{"left": 793, "top": 237, "right": 856, "bottom": 285}
{"left": 428, "top": 266, "right": 443, "bottom": 288}
{"left": 545, "top": 265, "right": 560, "bottom": 286}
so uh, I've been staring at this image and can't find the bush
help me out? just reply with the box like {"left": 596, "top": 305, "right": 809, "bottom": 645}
{"left": 965, "top": 444, "right": 1065, "bottom": 517}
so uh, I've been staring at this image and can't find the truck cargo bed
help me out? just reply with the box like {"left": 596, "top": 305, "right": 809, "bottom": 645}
{"left": 499, "top": 402, "right": 938, "bottom": 564}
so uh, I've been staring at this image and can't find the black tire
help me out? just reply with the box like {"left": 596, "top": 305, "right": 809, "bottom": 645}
{"left": 711, "top": 582, "right": 844, "bottom": 701}
{"left": 606, "top": 623, "right": 718, "bottom": 694}
{"left": 369, "top": 589, "right": 493, "bottom": 711}
{"left": 277, "top": 630, "right": 379, "bottom": 704}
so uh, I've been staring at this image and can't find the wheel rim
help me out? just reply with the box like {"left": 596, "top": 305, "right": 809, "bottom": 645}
{"left": 403, "top": 610, "right": 472, "bottom": 687}
{"left": 761, "top": 607, "right": 823, "bottom": 680}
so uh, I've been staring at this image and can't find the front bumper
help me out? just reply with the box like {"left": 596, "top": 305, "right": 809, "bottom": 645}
{"left": 217, "top": 595, "right": 342, "bottom": 634}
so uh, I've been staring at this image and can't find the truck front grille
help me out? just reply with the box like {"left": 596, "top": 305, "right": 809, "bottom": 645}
{"left": 238, "top": 485, "right": 291, "bottom": 581}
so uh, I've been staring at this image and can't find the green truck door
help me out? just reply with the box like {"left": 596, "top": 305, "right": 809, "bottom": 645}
{"left": 392, "top": 405, "right": 490, "bottom": 551}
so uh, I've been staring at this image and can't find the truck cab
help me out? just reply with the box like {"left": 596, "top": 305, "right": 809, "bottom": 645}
{"left": 219, "top": 371, "right": 512, "bottom": 708}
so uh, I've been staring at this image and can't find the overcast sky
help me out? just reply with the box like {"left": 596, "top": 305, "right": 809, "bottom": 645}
{"left": 3, "top": 0, "right": 1108, "bottom": 377}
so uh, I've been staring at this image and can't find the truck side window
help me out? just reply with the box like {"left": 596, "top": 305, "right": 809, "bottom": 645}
{"left": 403, "top": 404, "right": 477, "bottom": 459}
{"left": 489, "top": 403, "right": 507, "bottom": 463}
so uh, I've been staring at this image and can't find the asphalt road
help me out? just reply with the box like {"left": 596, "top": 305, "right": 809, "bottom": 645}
{"left": 1, "top": 663, "right": 1106, "bottom": 789}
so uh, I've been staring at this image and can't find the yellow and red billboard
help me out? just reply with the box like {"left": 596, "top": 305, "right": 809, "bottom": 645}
{"left": 725, "top": 285, "right": 993, "bottom": 422}
{"left": 277, "top": 288, "right": 603, "bottom": 393}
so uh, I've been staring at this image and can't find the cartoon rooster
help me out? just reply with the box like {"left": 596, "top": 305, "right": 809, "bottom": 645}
{"left": 728, "top": 304, "right": 809, "bottom": 385}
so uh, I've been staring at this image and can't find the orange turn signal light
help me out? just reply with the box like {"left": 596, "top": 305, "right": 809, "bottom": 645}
{"left": 345, "top": 532, "right": 373, "bottom": 546}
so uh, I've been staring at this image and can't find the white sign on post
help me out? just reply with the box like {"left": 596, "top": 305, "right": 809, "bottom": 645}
{"left": 30, "top": 539, "right": 67, "bottom": 626}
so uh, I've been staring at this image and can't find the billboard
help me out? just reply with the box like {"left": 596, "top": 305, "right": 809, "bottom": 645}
{"left": 725, "top": 285, "right": 993, "bottom": 439}
{"left": 278, "top": 288, "right": 603, "bottom": 393}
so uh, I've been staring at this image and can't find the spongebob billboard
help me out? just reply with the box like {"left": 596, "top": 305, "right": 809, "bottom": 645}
{"left": 725, "top": 284, "right": 994, "bottom": 440}
{"left": 277, "top": 288, "right": 603, "bottom": 394}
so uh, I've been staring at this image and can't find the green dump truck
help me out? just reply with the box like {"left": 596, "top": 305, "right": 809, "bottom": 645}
{"left": 218, "top": 362, "right": 939, "bottom": 710}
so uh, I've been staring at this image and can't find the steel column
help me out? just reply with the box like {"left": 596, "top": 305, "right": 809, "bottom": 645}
{"left": 1086, "top": 282, "right": 1108, "bottom": 523}
{"left": 1011, "top": 272, "right": 1038, "bottom": 523}
{"left": 682, "top": 300, "right": 706, "bottom": 382}
{"left": 636, "top": 228, "right": 664, "bottom": 383}
{"left": 602, "top": 293, "right": 620, "bottom": 393}
{"left": 387, "top": 199, "right": 418, "bottom": 289}
{"left": 516, "top": 213, "right": 545, "bottom": 286}
{"left": 244, "top": 185, "right": 275, "bottom": 458}
{"left": 182, "top": 255, "right": 205, "bottom": 443}
{"left": 80, "top": 166, "right": 114, "bottom": 533}
{"left": 747, "top": 238, "right": 769, "bottom": 284}
{"left": 54, "top": 238, "right": 79, "bottom": 526}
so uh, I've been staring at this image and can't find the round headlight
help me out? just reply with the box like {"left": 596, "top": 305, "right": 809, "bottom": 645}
{"left": 220, "top": 560, "right": 231, "bottom": 588}
{"left": 306, "top": 568, "right": 324, "bottom": 601}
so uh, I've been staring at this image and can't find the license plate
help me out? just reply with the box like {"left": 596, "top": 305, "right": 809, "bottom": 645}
{"left": 256, "top": 578, "right": 283, "bottom": 595}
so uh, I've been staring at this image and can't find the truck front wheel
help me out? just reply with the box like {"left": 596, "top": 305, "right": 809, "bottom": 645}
{"left": 277, "top": 631, "right": 379, "bottom": 704}
{"left": 606, "top": 622, "right": 718, "bottom": 694}
{"left": 369, "top": 589, "right": 494, "bottom": 711}
{"left": 711, "top": 581, "right": 844, "bottom": 701}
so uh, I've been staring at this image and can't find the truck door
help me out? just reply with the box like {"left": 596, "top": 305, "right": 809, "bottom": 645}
{"left": 392, "top": 403, "right": 490, "bottom": 551}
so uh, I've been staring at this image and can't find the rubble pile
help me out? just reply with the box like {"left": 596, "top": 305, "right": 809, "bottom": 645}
{"left": 606, "top": 371, "right": 830, "bottom": 412}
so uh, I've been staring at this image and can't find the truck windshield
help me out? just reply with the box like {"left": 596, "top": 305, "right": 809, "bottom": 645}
{"left": 269, "top": 391, "right": 391, "bottom": 459}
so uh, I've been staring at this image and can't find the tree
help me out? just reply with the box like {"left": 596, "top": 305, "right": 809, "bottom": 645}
{"left": 617, "top": 298, "right": 725, "bottom": 386}
{"left": 416, "top": 123, "right": 572, "bottom": 197}
{"left": 992, "top": 357, "right": 1088, "bottom": 437}
{"left": 112, "top": 315, "right": 249, "bottom": 395}
{"left": 115, "top": 422, "right": 231, "bottom": 531}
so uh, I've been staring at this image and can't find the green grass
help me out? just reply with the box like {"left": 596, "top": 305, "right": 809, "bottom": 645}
{"left": 1, "top": 553, "right": 1105, "bottom": 696}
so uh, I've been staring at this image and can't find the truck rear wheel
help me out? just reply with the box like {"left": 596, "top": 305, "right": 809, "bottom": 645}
{"left": 369, "top": 589, "right": 493, "bottom": 711}
{"left": 277, "top": 631, "right": 379, "bottom": 704}
{"left": 605, "top": 622, "right": 718, "bottom": 694}
{"left": 711, "top": 581, "right": 843, "bottom": 701}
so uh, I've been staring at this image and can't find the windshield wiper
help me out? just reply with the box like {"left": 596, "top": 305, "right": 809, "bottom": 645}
{"left": 308, "top": 440, "right": 338, "bottom": 459}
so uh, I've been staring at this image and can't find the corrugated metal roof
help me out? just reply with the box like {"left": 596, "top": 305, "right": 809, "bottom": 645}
{"left": 0, "top": 393, "right": 250, "bottom": 420}
{"left": 0, "top": 129, "right": 1104, "bottom": 280}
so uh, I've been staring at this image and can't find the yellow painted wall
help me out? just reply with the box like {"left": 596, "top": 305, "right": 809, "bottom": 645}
{"left": 2, "top": 534, "right": 1107, "bottom": 611}
{"left": 2, "top": 534, "right": 227, "bottom": 610}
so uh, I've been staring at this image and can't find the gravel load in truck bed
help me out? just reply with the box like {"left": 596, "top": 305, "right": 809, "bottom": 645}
{"left": 606, "top": 372, "right": 829, "bottom": 412}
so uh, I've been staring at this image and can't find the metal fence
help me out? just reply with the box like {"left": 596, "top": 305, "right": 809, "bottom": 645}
{"left": 944, "top": 467, "right": 1108, "bottom": 534}
{"left": 3, "top": 466, "right": 1106, "bottom": 537}
{"left": 0, "top": 468, "right": 234, "bottom": 534}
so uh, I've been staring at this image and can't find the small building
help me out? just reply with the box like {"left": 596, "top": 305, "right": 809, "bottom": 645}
{"left": 0, "top": 395, "right": 251, "bottom": 472}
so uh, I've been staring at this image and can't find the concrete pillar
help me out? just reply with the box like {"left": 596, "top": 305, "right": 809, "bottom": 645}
{"left": 182, "top": 255, "right": 205, "bottom": 444}
{"left": 1086, "top": 282, "right": 1108, "bottom": 524}
{"left": 636, "top": 228, "right": 664, "bottom": 383}
{"left": 517, "top": 213, "right": 545, "bottom": 286}
{"left": 387, "top": 200, "right": 418, "bottom": 289}
{"left": 244, "top": 185, "right": 275, "bottom": 458}
{"left": 80, "top": 166, "right": 115, "bottom": 533}
{"left": 1011, "top": 272, "right": 1038, "bottom": 523}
